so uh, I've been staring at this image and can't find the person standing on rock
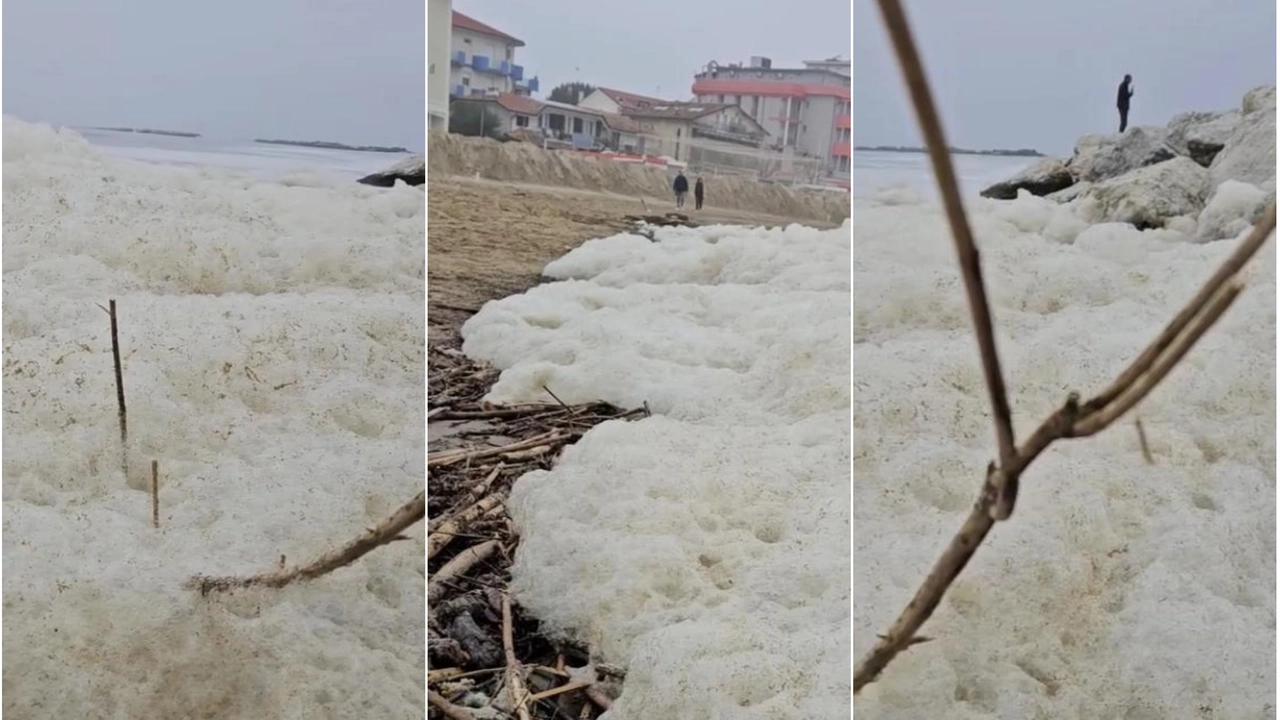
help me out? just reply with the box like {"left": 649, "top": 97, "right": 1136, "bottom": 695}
{"left": 694, "top": 177, "right": 705, "bottom": 210}
{"left": 1117, "top": 74, "right": 1135, "bottom": 133}
{"left": 673, "top": 170, "right": 689, "bottom": 208}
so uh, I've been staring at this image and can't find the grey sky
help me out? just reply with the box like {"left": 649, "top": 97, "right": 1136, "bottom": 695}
{"left": 452, "top": 0, "right": 850, "bottom": 102}
{"left": 854, "top": 0, "right": 1276, "bottom": 155}
{"left": 3, "top": 0, "right": 424, "bottom": 147}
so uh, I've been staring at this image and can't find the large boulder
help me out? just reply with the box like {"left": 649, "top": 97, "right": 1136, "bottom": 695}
{"left": 1046, "top": 181, "right": 1092, "bottom": 204}
{"left": 1251, "top": 180, "right": 1275, "bottom": 225}
{"left": 1195, "top": 180, "right": 1267, "bottom": 241}
{"left": 1208, "top": 106, "right": 1276, "bottom": 189}
{"left": 1066, "top": 126, "right": 1176, "bottom": 183}
{"left": 1242, "top": 85, "right": 1276, "bottom": 115}
{"left": 357, "top": 154, "right": 425, "bottom": 187}
{"left": 1166, "top": 110, "right": 1239, "bottom": 167}
{"left": 1081, "top": 156, "right": 1209, "bottom": 229}
{"left": 979, "top": 158, "right": 1074, "bottom": 199}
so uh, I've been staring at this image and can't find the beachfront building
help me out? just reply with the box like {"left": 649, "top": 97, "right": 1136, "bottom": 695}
{"left": 692, "top": 56, "right": 851, "bottom": 182}
{"left": 451, "top": 93, "right": 641, "bottom": 150}
{"left": 449, "top": 11, "right": 539, "bottom": 100}
{"left": 621, "top": 102, "right": 769, "bottom": 164}
{"left": 428, "top": 0, "right": 453, "bottom": 130}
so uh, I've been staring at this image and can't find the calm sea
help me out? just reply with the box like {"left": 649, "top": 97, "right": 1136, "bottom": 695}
{"left": 852, "top": 150, "right": 1037, "bottom": 199}
{"left": 75, "top": 127, "right": 415, "bottom": 180}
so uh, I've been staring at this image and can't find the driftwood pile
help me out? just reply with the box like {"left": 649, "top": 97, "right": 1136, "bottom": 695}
{"left": 428, "top": 341, "right": 646, "bottom": 720}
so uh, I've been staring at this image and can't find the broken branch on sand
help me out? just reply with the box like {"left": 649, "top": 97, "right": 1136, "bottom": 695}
{"left": 186, "top": 490, "right": 424, "bottom": 595}
{"left": 854, "top": 0, "right": 1277, "bottom": 695}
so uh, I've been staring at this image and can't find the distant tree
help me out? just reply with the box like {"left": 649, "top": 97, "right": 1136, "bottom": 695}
{"left": 449, "top": 102, "right": 505, "bottom": 139}
{"left": 548, "top": 82, "right": 596, "bottom": 105}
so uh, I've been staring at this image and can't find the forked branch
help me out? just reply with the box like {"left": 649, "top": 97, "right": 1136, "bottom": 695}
{"left": 855, "top": 0, "right": 1277, "bottom": 695}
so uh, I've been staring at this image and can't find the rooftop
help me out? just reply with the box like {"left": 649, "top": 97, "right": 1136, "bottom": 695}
{"left": 622, "top": 101, "right": 729, "bottom": 120}
{"left": 596, "top": 87, "right": 666, "bottom": 111}
{"left": 451, "top": 11, "right": 525, "bottom": 47}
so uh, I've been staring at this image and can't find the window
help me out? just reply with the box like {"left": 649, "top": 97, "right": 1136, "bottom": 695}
{"left": 462, "top": 77, "right": 471, "bottom": 87}
{"left": 573, "top": 117, "right": 584, "bottom": 133}
{"left": 506, "top": 47, "right": 514, "bottom": 61}
{"left": 718, "top": 94, "right": 725, "bottom": 103}
{"left": 516, "top": 115, "right": 530, "bottom": 127}
{"left": 464, "top": 37, "right": 471, "bottom": 44}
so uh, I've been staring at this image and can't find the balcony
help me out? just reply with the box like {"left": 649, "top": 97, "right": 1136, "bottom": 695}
{"left": 451, "top": 84, "right": 465, "bottom": 98}
{"left": 835, "top": 114, "right": 851, "bottom": 130}
{"left": 511, "top": 64, "right": 524, "bottom": 81}
{"left": 500, "top": 60, "right": 512, "bottom": 75}
{"left": 451, "top": 51, "right": 466, "bottom": 66}
{"left": 831, "top": 142, "right": 851, "bottom": 157}
{"left": 472, "top": 55, "right": 491, "bottom": 71}
{"left": 527, "top": 77, "right": 539, "bottom": 93}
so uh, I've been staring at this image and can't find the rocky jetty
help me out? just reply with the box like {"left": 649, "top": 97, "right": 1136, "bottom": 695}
{"left": 357, "top": 154, "right": 425, "bottom": 187}
{"left": 982, "top": 85, "right": 1275, "bottom": 239}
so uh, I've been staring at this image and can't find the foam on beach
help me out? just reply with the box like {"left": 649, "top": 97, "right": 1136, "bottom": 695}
{"left": 462, "top": 222, "right": 853, "bottom": 719}
{"left": 853, "top": 192, "right": 1274, "bottom": 717}
{"left": 2, "top": 118, "right": 425, "bottom": 718}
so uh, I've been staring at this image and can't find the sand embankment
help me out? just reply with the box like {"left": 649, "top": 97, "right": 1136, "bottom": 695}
{"left": 428, "top": 132, "right": 850, "bottom": 223}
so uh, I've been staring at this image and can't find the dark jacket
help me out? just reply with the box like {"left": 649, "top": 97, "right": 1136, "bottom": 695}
{"left": 673, "top": 174, "right": 689, "bottom": 193}
{"left": 694, "top": 179, "right": 705, "bottom": 197}
{"left": 1117, "top": 79, "right": 1133, "bottom": 109}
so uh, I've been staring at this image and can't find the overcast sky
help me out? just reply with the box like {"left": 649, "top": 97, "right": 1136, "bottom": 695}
{"left": 854, "top": 0, "right": 1277, "bottom": 155}
{"left": 3, "top": 0, "right": 424, "bottom": 147}
{"left": 452, "top": 0, "right": 850, "bottom": 102}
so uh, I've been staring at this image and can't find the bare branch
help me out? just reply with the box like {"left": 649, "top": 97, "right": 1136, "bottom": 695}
{"left": 186, "top": 490, "right": 424, "bottom": 595}
{"left": 856, "top": 0, "right": 1277, "bottom": 697}
{"left": 873, "top": 0, "right": 1017, "bottom": 471}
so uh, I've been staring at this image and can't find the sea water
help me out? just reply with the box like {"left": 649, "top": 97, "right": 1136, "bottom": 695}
{"left": 853, "top": 149, "right": 1034, "bottom": 199}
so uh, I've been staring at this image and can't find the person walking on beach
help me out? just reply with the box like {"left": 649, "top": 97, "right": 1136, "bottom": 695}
{"left": 673, "top": 171, "right": 689, "bottom": 208}
{"left": 694, "top": 177, "right": 705, "bottom": 210}
{"left": 1117, "top": 74, "right": 1135, "bottom": 133}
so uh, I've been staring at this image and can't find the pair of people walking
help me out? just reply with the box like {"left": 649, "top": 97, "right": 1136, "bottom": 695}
{"left": 673, "top": 171, "right": 704, "bottom": 210}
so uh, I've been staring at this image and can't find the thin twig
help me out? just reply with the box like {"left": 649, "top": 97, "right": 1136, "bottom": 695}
{"left": 427, "top": 494, "right": 504, "bottom": 559}
{"left": 428, "top": 540, "right": 501, "bottom": 603}
{"left": 428, "top": 690, "right": 477, "bottom": 720}
{"left": 503, "top": 593, "right": 533, "bottom": 720}
{"left": 872, "top": 0, "right": 1015, "bottom": 475}
{"left": 150, "top": 459, "right": 160, "bottom": 528}
{"left": 107, "top": 299, "right": 128, "bottom": 475}
{"left": 542, "top": 384, "right": 572, "bottom": 411}
{"left": 186, "top": 490, "right": 424, "bottom": 595}
{"left": 855, "top": 0, "right": 1277, "bottom": 696}
{"left": 428, "top": 464, "right": 504, "bottom": 534}
{"left": 526, "top": 679, "right": 592, "bottom": 703}
{"left": 583, "top": 686, "right": 613, "bottom": 711}
{"left": 1134, "top": 418, "right": 1154, "bottom": 464}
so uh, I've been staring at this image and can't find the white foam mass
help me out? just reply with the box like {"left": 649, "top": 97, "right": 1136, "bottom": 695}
{"left": 461, "top": 222, "right": 852, "bottom": 719}
{"left": 2, "top": 118, "right": 425, "bottom": 717}
{"left": 854, "top": 192, "right": 1275, "bottom": 717}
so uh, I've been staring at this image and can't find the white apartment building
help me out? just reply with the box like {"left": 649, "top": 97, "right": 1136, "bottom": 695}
{"left": 449, "top": 11, "right": 539, "bottom": 100}
{"left": 427, "top": 0, "right": 452, "bottom": 130}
